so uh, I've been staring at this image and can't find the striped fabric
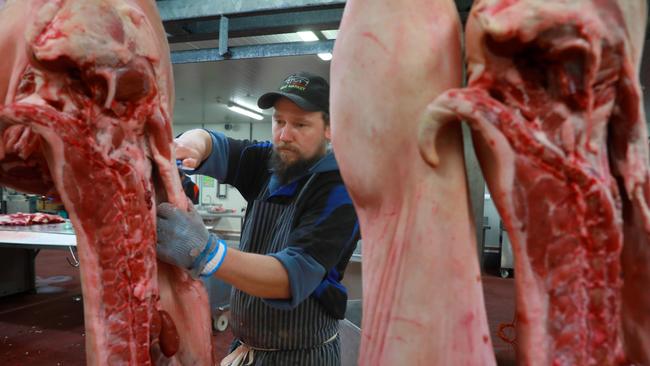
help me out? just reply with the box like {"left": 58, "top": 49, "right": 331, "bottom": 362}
{"left": 229, "top": 176, "right": 341, "bottom": 365}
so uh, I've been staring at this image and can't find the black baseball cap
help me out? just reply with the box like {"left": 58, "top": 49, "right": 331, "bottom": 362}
{"left": 257, "top": 72, "right": 329, "bottom": 113}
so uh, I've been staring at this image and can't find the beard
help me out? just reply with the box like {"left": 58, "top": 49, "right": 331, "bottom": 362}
{"left": 270, "top": 144, "right": 326, "bottom": 185}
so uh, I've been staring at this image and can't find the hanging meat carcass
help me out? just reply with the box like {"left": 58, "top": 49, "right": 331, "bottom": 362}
{"left": 418, "top": 0, "right": 649, "bottom": 365}
{"left": 0, "top": 1, "right": 214, "bottom": 364}
{"left": 331, "top": 0, "right": 497, "bottom": 364}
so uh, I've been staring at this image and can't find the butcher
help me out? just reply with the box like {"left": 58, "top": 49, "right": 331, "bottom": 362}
{"left": 155, "top": 71, "right": 360, "bottom": 365}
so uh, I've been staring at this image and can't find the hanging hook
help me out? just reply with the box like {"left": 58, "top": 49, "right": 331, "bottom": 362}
{"left": 66, "top": 246, "right": 80, "bottom": 267}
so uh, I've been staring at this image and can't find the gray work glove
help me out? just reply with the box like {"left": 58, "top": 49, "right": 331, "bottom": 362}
{"left": 156, "top": 202, "right": 226, "bottom": 278}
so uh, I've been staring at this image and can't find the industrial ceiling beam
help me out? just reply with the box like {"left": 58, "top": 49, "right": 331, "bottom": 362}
{"left": 157, "top": 0, "right": 346, "bottom": 22}
{"left": 156, "top": 0, "right": 650, "bottom": 42}
{"left": 166, "top": 8, "right": 343, "bottom": 44}
{"left": 218, "top": 16, "right": 229, "bottom": 56}
{"left": 171, "top": 40, "right": 335, "bottom": 64}
{"left": 163, "top": 0, "right": 474, "bottom": 63}
{"left": 160, "top": 1, "right": 473, "bottom": 42}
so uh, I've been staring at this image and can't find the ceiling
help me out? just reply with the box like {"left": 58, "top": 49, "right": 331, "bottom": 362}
{"left": 169, "top": 30, "right": 338, "bottom": 126}
{"left": 172, "top": 54, "right": 331, "bottom": 125}
{"left": 159, "top": 1, "right": 344, "bottom": 125}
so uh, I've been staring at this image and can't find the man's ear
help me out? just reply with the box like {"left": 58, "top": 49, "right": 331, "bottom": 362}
{"left": 325, "top": 124, "right": 332, "bottom": 140}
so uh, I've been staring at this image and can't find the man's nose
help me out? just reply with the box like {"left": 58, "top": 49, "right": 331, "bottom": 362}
{"left": 279, "top": 125, "right": 294, "bottom": 141}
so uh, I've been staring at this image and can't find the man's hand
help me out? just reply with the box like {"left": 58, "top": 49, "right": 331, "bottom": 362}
{"left": 174, "top": 129, "right": 213, "bottom": 169}
{"left": 156, "top": 202, "right": 227, "bottom": 278}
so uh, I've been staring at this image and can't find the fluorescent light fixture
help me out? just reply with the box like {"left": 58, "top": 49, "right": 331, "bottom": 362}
{"left": 321, "top": 30, "right": 339, "bottom": 40}
{"left": 317, "top": 52, "right": 333, "bottom": 61}
{"left": 228, "top": 103, "right": 264, "bottom": 121}
{"left": 297, "top": 31, "right": 318, "bottom": 42}
{"left": 232, "top": 99, "right": 264, "bottom": 114}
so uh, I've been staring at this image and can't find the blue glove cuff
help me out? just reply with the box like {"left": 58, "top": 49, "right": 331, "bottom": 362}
{"left": 200, "top": 239, "right": 228, "bottom": 278}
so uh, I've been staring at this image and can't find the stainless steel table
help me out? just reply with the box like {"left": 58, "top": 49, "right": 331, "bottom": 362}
{"left": 0, "top": 221, "right": 77, "bottom": 297}
{"left": 0, "top": 221, "right": 76, "bottom": 249}
{"left": 198, "top": 211, "right": 244, "bottom": 226}
{"left": 198, "top": 211, "right": 244, "bottom": 241}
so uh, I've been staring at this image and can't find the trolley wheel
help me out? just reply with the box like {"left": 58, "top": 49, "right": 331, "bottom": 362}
{"left": 500, "top": 269, "right": 510, "bottom": 278}
{"left": 213, "top": 313, "right": 229, "bottom": 332}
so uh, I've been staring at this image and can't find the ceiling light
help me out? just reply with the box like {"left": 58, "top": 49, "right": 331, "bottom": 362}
{"left": 232, "top": 99, "right": 264, "bottom": 114}
{"left": 297, "top": 31, "right": 319, "bottom": 42}
{"left": 317, "top": 52, "right": 333, "bottom": 61}
{"left": 321, "top": 30, "right": 339, "bottom": 40}
{"left": 228, "top": 103, "right": 263, "bottom": 120}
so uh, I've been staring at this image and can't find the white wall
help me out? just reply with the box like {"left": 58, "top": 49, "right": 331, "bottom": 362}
{"left": 252, "top": 122, "right": 273, "bottom": 141}
{"left": 173, "top": 122, "right": 273, "bottom": 231}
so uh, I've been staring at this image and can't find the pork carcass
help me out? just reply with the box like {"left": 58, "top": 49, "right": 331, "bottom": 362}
{"left": 0, "top": 1, "right": 214, "bottom": 364}
{"left": 331, "top": 0, "right": 496, "bottom": 364}
{"left": 418, "top": 0, "right": 649, "bottom": 364}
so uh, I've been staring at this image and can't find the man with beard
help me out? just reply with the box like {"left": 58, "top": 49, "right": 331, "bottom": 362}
{"left": 156, "top": 72, "right": 359, "bottom": 365}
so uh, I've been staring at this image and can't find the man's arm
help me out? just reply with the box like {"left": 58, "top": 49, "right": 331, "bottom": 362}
{"left": 156, "top": 202, "right": 291, "bottom": 299}
{"left": 264, "top": 173, "right": 359, "bottom": 310}
{"left": 156, "top": 172, "right": 358, "bottom": 304}
{"left": 215, "top": 249, "right": 290, "bottom": 299}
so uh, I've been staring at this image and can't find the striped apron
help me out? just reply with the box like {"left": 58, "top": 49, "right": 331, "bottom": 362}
{"left": 224, "top": 175, "right": 341, "bottom": 366}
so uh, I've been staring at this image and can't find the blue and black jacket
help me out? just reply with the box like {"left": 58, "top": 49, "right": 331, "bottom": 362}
{"left": 193, "top": 130, "right": 360, "bottom": 319}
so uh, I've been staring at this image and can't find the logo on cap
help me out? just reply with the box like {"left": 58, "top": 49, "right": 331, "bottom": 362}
{"left": 280, "top": 75, "right": 310, "bottom": 92}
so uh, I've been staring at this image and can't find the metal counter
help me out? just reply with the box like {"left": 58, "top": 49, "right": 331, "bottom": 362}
{"left": 197, "top": 211, "right": 244, "bottom": 220}
{"left": 0, "top": 222, "right": 76, "bottom": 297}
{"left": 198, "top": 210, "right": 244, "bottom": 242}
{"left": 0, "top": 221, "right": 76, "bottom": 249}
{"left": 198, "top": 210, "right": 244, "bottom": 228}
